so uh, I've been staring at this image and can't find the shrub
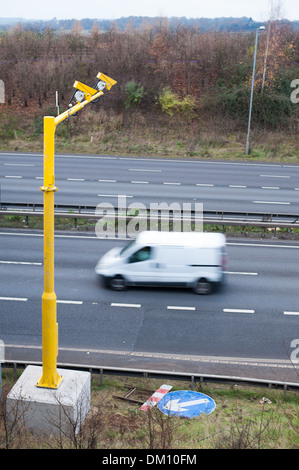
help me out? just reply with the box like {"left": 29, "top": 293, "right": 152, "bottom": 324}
{"left": 157, "top": 88, "right": 198, "bottom": 118}
{"left": 124, "top": 80, "right": 144, "bottom": 110}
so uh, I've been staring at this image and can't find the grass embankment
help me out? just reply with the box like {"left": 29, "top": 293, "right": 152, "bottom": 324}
{"left": 1, "top": 368, "right": 299, "bottom": 449}
{"left": 1, "top": 108, "right": 299, "bottom": 164}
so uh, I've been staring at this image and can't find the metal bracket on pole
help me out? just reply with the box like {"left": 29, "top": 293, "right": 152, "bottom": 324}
{"left": 40, "top": 186, "right": 57, "bottom": 193}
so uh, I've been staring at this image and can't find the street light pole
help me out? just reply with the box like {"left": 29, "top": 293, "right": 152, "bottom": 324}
{"left": 36, "top": 73, "right": 116, "bottom": 389}
{"left": 246, "top": 26, "right": 265, "bottom": 155}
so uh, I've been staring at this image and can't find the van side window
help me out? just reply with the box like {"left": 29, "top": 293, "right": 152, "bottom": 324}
{"left": 129, "top": 246, "right": 152, "bottom": 263}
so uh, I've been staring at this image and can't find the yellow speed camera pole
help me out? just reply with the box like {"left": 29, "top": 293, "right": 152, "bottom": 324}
{"left": 36, "top": 73, "right": 116, "bottom": 389}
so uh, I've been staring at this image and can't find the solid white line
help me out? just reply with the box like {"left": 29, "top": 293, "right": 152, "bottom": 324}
{"left": 284, "top": 311, "right": 299, "bottom": 316}
{"left": 111, "top": 302, "right": 141, "bottom": 308}
{"left": 6, "top": 343, "right": 295, "bottom": 368}
{"left": 129, "top": 168, "right": 161, "bottom": 172}
{"left": 253, "top": 201, "right": 290, "bottom": 205}
{"left": 119, "top": 157, "right": 280, "bottom": 167}
{"left": 223, "top": 308, "right": 255, "bottom": 314}
{"left": 0, "top": 260, "right": 42, "bottom": 265}
{"left": 56, "top": 155, "right": 117, "bottom": 160}
{"left": 0, "top": 232, "right": 43, "bottom": 237}
{"left": 167, "top": 306, "right": 196, "bottom": 311}
{"left": 0, "top": 231, "right": 106, "bottom": 240}
{"left": 97, "top": 194, "right": 133, "bottom": 198}
{"left": 120, "top": 157, "right": 151, "bottom": 161}
{"left": 57, "top": 300, "right": 83, "bottom": 305}
{"left": 228, "top": 241, "right": 299, "bottom": 249}
{"left": 0, "top": 296, "right": 27, "bottom": 301}
{"left": 1, "top": 231, "right": 298, "bottom": 249}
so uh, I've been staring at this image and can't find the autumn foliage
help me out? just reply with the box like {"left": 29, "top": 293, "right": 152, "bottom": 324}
{"left": 0, "top": 20, "right": 298, "bottom": 129}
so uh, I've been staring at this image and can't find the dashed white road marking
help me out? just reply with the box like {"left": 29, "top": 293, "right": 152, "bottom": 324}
{"left": 167, "top": 306, "right": 196, "bottom": 311}
{"left": 67, "top": 178, "right": 85, "bottom": 181}
{"left": 229, "top": 185, "right": 247, "bottom": 188}
{"left": 0, "top": 294, "right": 296, "bottom": 318}
{"left": 223, "top": 308, "right": 255, "bottom": 314}
{"left": 225, "top": 271, "right": 258, "bottom": 276}
{"left": 0, "top": 260, "right": 42, "bottom": 265}
{"left": 131, "top": 181, "right": 149, "bottom": 184}
{"left": 111, "top": 302, "right": 141, "bottom": 308}
{"left": 260, "top": 174, "right": 290, "bottom": 178}
{"left": 4, "top": 163, "right": 34, "bottom": 167}
{"left": 261, "top": 186, "right": 280, "bottom": 190}
{"left": 0, "top": 296, "right": 27, "bottom": 301}
{"left": 253, "top": 201, "right": 290, "bottom": 205}
{"left": 98, "top": 179, "right": 117, "bottom": 183}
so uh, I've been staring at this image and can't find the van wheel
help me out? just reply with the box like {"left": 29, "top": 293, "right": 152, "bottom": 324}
{"left": 193, "top": 278, "right": 212, "bottom": 295}
{"left": 110, "top": 275, "right": 127, "bottom": 291}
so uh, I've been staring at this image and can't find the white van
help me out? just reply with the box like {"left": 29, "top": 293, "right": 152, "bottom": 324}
{"left": 95, "top": 231, "right": 227, "bottom": 294}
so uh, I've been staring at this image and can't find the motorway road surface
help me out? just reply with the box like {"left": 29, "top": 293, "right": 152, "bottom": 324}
{"left": 1, "top": 152, "right": 299, "bottom": 213}
{"left": 0, "top": 229, "right": 299, "bottom": 383}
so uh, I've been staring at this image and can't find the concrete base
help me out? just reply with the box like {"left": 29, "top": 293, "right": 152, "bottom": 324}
{"left": 6, "top": 365, "right": 91, "bottom": 436}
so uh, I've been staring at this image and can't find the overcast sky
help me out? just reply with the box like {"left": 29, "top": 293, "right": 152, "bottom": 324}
{"left": 0, "top": 0, "right": 298, "bottom": 21}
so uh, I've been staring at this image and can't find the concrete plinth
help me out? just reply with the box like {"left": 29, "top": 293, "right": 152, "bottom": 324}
{"left": 6, "top": 365, "right": 91, "bottom": 436}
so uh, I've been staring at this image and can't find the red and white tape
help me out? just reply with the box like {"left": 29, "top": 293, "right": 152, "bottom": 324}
{"left": 140, "top": 384, "right": 172, "bottom": 411}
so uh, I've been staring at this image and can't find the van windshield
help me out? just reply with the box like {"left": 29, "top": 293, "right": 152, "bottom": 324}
{"left": 120, "top": 240, "right": 136, "bottom": 256}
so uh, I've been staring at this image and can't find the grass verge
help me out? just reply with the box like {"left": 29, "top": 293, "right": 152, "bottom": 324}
{"left": 1, "top": 213, "right": 299, "bottom": 241}
{"left": 1, "top": 109, "right": 299, "bottom": 164}
{"left": 1, "top": 368, "right": 298, "bottom": 449}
